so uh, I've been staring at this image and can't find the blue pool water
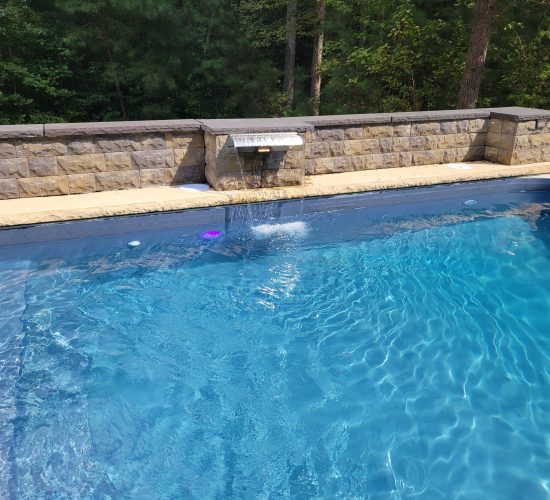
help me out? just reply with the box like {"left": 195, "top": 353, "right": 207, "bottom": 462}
{"left": 1, "top": 184, "right": 550, "bottom": 498}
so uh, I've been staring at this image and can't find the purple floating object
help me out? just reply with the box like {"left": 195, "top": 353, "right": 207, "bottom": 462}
{"left": 201, "top": 230, "right": 222, "bottom": 241}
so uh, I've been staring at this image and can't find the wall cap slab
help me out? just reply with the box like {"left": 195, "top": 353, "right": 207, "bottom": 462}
{"left": 0, "top": 124, "right": 44, "bottom": 139}
{"left": 44, "top": 119, "right": 201, "bottom": 137}
{"left": 200, "top": 118, "right": 314, "bottom": 134}
{"left": 489, "top": 107, "right": 550, "bottom": 122}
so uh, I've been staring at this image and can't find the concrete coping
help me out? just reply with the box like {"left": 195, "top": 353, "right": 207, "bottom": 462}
{"left": 0, "top": 107, "right": 548, "bottom": 139}
{"left": 0, "top": 124, "right": 44, "bottom": 139}
{"left": 43, "top": 119, "right": 202, "bottom": 137}
{"left": 489, "top": 107, "right": 550, "bottom": 122}
{"left": 199, "top": 118, "right": 315, "bottom": 134}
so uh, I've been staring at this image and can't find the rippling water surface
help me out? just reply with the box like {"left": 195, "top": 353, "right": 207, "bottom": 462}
{"left": 1, "top": 196, "right": 550, "bottom": 499}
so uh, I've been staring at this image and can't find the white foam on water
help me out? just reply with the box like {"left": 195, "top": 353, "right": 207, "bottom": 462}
{"left": 252, "top": 221, "right": 308, "bottom": 239}
{"left": 448, "top": 163, "right": 474, "bottom": 170}
{"left": 128, "top": 240, "right": 141, "bottom": 247}
{"left": 179, "top": 183, "right": 210, "bottom": 192}
{"left": 464, "top": 199, "right": 479, "bottom": 206}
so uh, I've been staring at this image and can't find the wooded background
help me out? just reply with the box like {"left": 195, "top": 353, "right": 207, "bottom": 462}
{"left": 0, "top": 0, "right": 548, "bottom": 124}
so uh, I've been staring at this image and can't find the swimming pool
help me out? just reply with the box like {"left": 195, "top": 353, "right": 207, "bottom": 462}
{"left": 1, "top": 179, "right": 549, "bottom": 498}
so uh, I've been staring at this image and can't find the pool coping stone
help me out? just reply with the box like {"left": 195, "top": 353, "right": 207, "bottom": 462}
{"left": 0, "top": 161, "right": 549, "bottom": 228}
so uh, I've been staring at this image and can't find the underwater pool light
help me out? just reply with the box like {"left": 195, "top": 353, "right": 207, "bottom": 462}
{"left": 201, "top": 230, "right": 222, "bottom": 241}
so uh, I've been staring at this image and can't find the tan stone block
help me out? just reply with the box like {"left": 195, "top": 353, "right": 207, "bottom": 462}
{"left": 411, "top": 122, "right": 440, "bottom": 136}
{"left": 536, "top": 119, "right": 549, "bottom": 132}
{"left": 350, "top": 155, "right": 365, "bottom": 170}
{"left": 262, "top": 169, "right": 303, "bottom": 188}
{"left": 16, "top": 139, "right": 67, "bottom": 157}
{"left": 442, "top": 149, "right": 457, "bottom": 163}
{"left": 501, "top": 121, "right": 518, "bottom": 136}
{"left": 453, "top": 133, "right": 472, "bottom": 148}
{"left": 140, "top": 168, "right": 174, "bottom": 186}
{"left": 0, "top": 141, "right": 16, "bottom": 159}
{"left": 57, "top": 154, "right": 106, "bottom": 174}
{"left": 488, "top": 118, "right": 503, "bottom": 134}
{"left": 174, "top": 147, "right": 205, "bottom": 167}
{"left": 305, "top": 142, "right": 329, "bottom": 159}
{"left": 140, "top": 133, "right": 166, "bottom": 150}
{"left": 424, "top": 135, "right": 439, "bottom": 150}
{"left": 68, "top": 173, "right": 96, "bottom": 194}
{"left": 66, "top": 138, "right": 96, "bottom": 155}
{"left": 486, "top": 132, "right": 514, "bottom": 151}
{"left": 284, "top": 149, "right": 305, "bottom": 169}
{"left": 104, "top": 152, "right": 132, "bottom": 171}
{"left": 528, "top": 133, "right": 550, "bottom": 147}
{"left": 329, "top": 141, "right": 345, "bottom": 157}
{"left": 0, "top": 158, "right": 29, "bottom": 179}
{"left": 132, "top": 149, "right": 174, "bottom": 169}
{"left": 497, "top": 149, "right": 513, "bottom": 165}
{"left": 468, "top": 119, "right": 489, "bottom": 133}
{"left": 513, "top": 135, "right": 530, "bottom": 150}
{"left": 18, "top": 176, "right": 69, "bottom": 197}
{"left": 314, "top": 157, "right": 353, "bottom": 174}
{"left": 363, "top": 139, "right": 380, "bottom": 153}
{"left": 315, "top": 128, "right": 345, "bottom": 141}
{"left": 28, "top": 157, "right": 58, "bottom": 177}
{"left": 469, "top": 132, "right": 487, "bottom": 147}
{"left": 485, "top": 146, "right": 499, "bottom": 162}
{"left": 541, "top": 147, "right": 550, "bottom": 162}
{"left": 510, "top": 149, "right": 541, "bottom": 165}
{"left": 304, "top": 159, "right": 316, "bottom": 175}
{"left": 368, "top": 153, "right": 400, "bottom": 169}
{"left": 412, "top": 150, "right": 445, "bottom": 165}
{"left": 172, "top": 165, "right": 205, "bottom": 184}
{"left": 95, "top": 171, "right": 140, "bottom": 191}
{"left": 399, "top": 152, "right": 413, "bottom": 167}
{"left": 409, "top": 136, "right": 427, "bottom": 151}
{"left": 392, "top": 137, "right": 410, "bottom": 152}
{"left": 214, "top": 172, "right": 261, "bottom": 190}
{"left": 304, "top": 131, "right": 314, "bottom": 143}
{"left": 169, "top": 132, "right": 205, "bottom": 150}
{"left": 344, "top": 127, "right": 363, "bottom": 140}
{"left": 379, "top": 138, "right": 393, "bottom": 153}
{"left": 516, "top": 121, "right": 537, "bottom": 135}
{"left": 393, "top": 124, "right": 411, "bottom": 137}
{"left": 455, "top": 120, "right": 470, "bottom": 133}
{"left": 364, "top": 124, "right": 393, "bottom": 138}
{"left": 0, "top": 179, "right": 19, "bottom": 199}
{"left": 439, "top": 121, "right": 458, "bottom": 134}
{"left": 151, "top": 166, "right": 205, "bottom": 188}
{"left": 95, "top": 134, "right": 141, "bottom": 153}
{"left": 457, "top": 146, "right": 485, "bottom": 162}
{"left": 216, "top": 152, "right": 242, "bottom": 173}
{"left": 343, "top": 140, "right": 364, "bottom": 155}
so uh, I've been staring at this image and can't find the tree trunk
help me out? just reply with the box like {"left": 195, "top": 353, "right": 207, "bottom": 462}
{"left": 457, "top": 0, "right": 496, "bottom": 109}
{"left": 310, "top": 0, "right": 325, "bottom": 116}
{"left": 283, "top": 0, "right": 297, "bottom": 108}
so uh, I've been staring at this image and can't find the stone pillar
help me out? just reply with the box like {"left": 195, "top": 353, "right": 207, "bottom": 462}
{"left": 203, "top": 125, "right": 307, "bottom": 191}
{"left": 486, "top": 110, "right": 550, "bottom": 165}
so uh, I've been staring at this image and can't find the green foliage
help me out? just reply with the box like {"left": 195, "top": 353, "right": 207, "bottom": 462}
{"left": 0, "top": 0, "right": 548, "bottom": 123}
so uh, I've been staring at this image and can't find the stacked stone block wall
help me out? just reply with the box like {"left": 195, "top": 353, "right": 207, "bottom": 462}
{"left": 1, "top": 107, "right": 549, "bottom": 197}
{"left": 0, "top": 126, "right": 205, "bottom": 200}
{"left": 304, "top": 119, "right": 488, "bottom": 175}
{"left": 485, "top": 117, "right": 550, "bottom": 165}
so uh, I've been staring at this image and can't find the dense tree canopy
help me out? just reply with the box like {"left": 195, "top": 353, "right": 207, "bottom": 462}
{"left": 0, "top": 0, "right": 548, "bottom": 124}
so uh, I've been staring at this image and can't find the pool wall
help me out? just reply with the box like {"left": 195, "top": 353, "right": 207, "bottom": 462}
{"left": 0, "top": 107, "right": 549, "bottom": 198}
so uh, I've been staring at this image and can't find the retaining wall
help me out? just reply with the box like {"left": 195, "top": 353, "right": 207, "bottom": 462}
{"left": 0, "top": 107, "right": 549, "bottom": 198}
